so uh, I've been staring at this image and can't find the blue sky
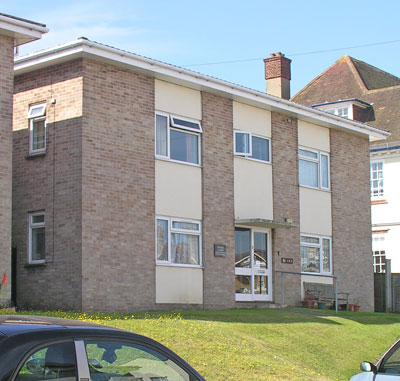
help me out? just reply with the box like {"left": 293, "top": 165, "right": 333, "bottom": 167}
{"left": 4, "top": 1, "right": 400, "bottom": 95}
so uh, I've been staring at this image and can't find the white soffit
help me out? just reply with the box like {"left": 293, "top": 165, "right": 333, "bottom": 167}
{"left": 14, "top": 38, "right": 389, "bottom": 140}
{"left": 0, "top": 14, "right": 48, "bottom": 46}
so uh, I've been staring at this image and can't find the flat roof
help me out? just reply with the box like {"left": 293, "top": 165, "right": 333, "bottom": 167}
{"left": 14, "top": 38, "right": 389, "bottom": 140}
{"left": 0, "top": 13, "right": 48, "bottom": 46}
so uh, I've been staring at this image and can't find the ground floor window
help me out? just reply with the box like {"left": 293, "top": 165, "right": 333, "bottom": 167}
{"left": 29, "top": 212, "right": 45, "bottom": 264}
{"left": 300, "top": 234, "right": 331, "bottom": 274}
{"left": 373, "top": 233, "right": 386, "bottom": 273}
{"left": 156, "top": 216, "right": 201, "bottom": 266}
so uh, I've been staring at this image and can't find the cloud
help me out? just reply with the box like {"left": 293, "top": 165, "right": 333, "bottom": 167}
{"left": 16, "top": 1, "right": 180, "bottom": 58}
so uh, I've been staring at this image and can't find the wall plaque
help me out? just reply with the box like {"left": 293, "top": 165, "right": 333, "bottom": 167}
{"left": 281, "top": 258, "right": 293, "bottom": 264}
{"left": 214, "top": 244, "right": 227, "bottom": 257}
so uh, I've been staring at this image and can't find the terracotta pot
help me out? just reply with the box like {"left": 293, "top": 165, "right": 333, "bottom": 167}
{"left": 301, "top": 300, "right": 316, "bottom": 308}
{"left": 348, "top": 304, "right": 354, "bottom": 312}
{"left": 354, "top": 305, "right": 360, "bottom": 312}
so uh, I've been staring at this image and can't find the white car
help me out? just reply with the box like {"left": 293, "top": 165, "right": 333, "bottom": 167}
{"left": 351, "top": 338, "right": 400, "bottom": 380}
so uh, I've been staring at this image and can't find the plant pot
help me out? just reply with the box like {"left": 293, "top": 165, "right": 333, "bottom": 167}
{"left": 354, "top": 305, "right": 360, "bottom": 312}
{"left": 348, "top": 304, "right": 354, "bottom": 312}
{"left": 301, "top": 300, "right": 316, "bottom": 308}
{"left": 318, "top": 301, "right": 327, "bottom": 310}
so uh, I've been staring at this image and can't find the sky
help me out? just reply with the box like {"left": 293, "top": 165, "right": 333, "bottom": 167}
{"left": 3, "top": 1, "right": 400, "bottom": 96}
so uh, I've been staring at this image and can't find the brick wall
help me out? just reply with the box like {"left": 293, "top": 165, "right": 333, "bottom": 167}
{"left": 13, "top": 60, "right": 83, "bottom": 310}
{"left": 201, "top": 92, "right": 235, "bottom": 308}
{"left": 0, "top": 35, "right": 14, "bottom": 303}
{"left": 271, "top": 113, "right": 301, "bottom": 306}
{"left": 330, "top": 129, "right": 374, "bottom": 311}
{"left": 81, "top": 59, "right": 155, "bottom": 311}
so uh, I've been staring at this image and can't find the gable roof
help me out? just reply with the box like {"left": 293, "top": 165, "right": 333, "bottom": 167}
{"left": 292, "top": 55, "right": 400, "bottom": 143}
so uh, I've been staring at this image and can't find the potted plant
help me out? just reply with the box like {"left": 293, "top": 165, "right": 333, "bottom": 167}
{"left": 353, "top": 300, "right": 361, "bottom": 312}
{"left": 301, "top": 291, "right": 317, "bottom": 308}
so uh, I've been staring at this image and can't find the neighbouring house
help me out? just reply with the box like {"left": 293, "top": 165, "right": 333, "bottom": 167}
{"left": 0, "top": 13, "right": 47, "bottom": 305}
{"left": 11, "top": 43, "right": 388, "bottom": 312}
{"left": 292, "top": 56, "right": 400, "bottom": 310}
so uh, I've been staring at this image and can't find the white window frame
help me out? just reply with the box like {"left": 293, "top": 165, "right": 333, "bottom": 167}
{"left": 299, "top": 147, "right": 330, "bottom": 190}
{"left": 28, "top": 212, "right": 45, "bottom": 264}
{"left": 155, "top": 216, "right": 202, "bottom": 267}
{"left": 155, "top": 112, "right": 202, "bottom": 166}
{"left": 370, "top": 160, "right": 384, "bottom": 198}
{"left": 234, "top": 130, "right": 271, "bottom": 163}
{"left": 325, "top": 106, "right": 352, "bottom": 119}
{"left": 300, "top": 234, "right": 332, "bottom": 275}
{"left": 28, "top": 104, "right": 47, "bottom": 154}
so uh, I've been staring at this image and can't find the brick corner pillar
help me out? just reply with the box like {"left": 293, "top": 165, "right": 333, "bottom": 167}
{"left": 202, "top": 92, "right": 235, "bottom": 309}
{"left": 0, "top": 35, "right": 15, "bottom": 305}
{"left": 271, "top": 112, "right": 301, "bottom": 306}
{"left": 330, "top": 129, "right": 374, "bottom": 312}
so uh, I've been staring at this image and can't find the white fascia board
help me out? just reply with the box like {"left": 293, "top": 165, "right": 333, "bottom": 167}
{"left": 14, "top": 39, "right": 389, "bottom": 140}
{"left": 0, "top": 15, "right": 48, "bottom": 46}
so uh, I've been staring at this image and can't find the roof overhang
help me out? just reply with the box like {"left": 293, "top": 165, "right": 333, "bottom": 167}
{"left": 14, "top": 38, "right": 389, "bottom": 141}
{"left": 235, "top": 218, "right": 297, "bottom": 229}
{"left": 0, "top": 13, "right": 48, "bottom": 46}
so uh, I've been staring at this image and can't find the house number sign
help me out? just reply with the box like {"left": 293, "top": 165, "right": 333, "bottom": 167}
{"left": 281, "top": 258, "right": 294, "bottom": 264}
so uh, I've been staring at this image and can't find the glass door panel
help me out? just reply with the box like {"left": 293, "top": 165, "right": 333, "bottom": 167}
{"left": 235, "top": 228, "right": 272, "bottom": 302}
{"left": 235, "top": 228, "right": 251, "bottom": 268}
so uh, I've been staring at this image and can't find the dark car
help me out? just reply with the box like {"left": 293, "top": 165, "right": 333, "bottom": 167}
{"left": 0, "top": 315, "right": 204, "bottom": 381}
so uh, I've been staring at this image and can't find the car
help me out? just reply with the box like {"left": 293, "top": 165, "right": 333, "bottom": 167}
{"left": 350, "top": 337, "right": 400, "bottom": 380}
{"left": 0, "top": 315, "right": 204, "bottom": 381}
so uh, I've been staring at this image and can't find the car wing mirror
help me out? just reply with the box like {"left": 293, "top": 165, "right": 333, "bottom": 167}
{"left": 360, "top": 361, "right": 377, "bottom": 373}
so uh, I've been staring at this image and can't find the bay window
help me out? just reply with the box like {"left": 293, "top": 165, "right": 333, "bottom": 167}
{"left": 156, "top": 217, "right": 201, "bottom": 266}
{"left": 300, "top": 235, "right": 331, "bottom": 274}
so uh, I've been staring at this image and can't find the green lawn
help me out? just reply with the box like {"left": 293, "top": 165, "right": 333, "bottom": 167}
{"left": 9, "top": 308, "right": 400, "bottom": 380}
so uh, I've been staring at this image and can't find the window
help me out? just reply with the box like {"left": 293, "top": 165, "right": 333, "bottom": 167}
{"left": 300, "top": 235, "right": 331, "bottom": 274}
{"left": 234, "top": 131, "right": 271, "bottom": 162}
{"left": 326, "top": 106, "right": 350, "bottom": 119}
{"left": 155, "top": 113, "right": 201, "bottom": 165}
{"left": 29, "top": 212, "right": 45, "bottom": 263}
{"left": 28, "top": 103, "right": 46, "bottom": 154}
{"left": 16, "top": 342, "right": 77, "bottom": 381}
{"left": 299, "top": 148, "right": 330, "bottom": 190}
{"left": 156, "top": 217, "right": 201, "bottom": 266}
{"left": 373, "top": 234, "right": 386, "bottom": 273}
{"left": 84, "top": 340, "right": 190, "bottom": 381}
{"left": 371, "top": 161, "right": 384, "bottom": 197}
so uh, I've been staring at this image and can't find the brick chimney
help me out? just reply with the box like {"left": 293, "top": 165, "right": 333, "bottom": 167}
{"left": 264, "top": 52, "right": 291, "bottom": 99}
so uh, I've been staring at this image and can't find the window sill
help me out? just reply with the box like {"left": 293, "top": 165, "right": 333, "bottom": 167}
{"left": 25, "top": 262, "right": 47, "bottom": 268}
{"left": 371, "top": 199, "right": 388, "bottom": 205}
{"left": 299, "top": 184, "right": 331, "bottom": 192}
{"left": 234, "top": 155, "right": 272, "bottom": 165}
{"left": 155, "top": 156, "right": 202, "bottom": 168}
{"left": 156, "top": 263, "right": 203, "bottom": 269}
{"left": 25, "top": 151, "right": 47, "bottom": 159}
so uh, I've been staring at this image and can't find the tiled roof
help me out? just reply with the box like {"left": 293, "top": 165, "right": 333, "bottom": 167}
{"left": 292, "top": 55, "right": 400, "bottom": 143}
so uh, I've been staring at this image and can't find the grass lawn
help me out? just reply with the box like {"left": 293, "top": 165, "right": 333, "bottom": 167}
{"left": 8, "top": 308, "right": 400, "bottom": 380}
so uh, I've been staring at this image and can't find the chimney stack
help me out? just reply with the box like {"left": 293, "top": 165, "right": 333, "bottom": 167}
{"left": 264, "top": 52, "right": 291, "bottom": 99}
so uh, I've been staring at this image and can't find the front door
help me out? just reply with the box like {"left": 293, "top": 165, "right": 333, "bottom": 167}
{"left": 235, "top": 227, "right": 272, "bottom": 301}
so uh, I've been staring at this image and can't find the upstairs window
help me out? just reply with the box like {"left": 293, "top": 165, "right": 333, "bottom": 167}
{"left": 234, "top": 131, "right": 271, "bottom": 162}
{"left": 156, "top": 217, "right": 201, "bottom": 266}
{"left": 28, "top": 103, "right": 46, "bottom": 154}
{"left": 156, "top": 113, "right": 201, "bottom": 165}
{"left": 326, "top": 106, "right": 350, "bottom": 119}
{"left": 299, "top": 148, "right": 330, "bottom": 190}
{"left": 371, "top": 161, "right": 384, "bottom": 198}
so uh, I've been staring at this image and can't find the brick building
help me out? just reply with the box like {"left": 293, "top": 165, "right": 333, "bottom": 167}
{"left": 0, "top": 13, "right": 47, "bottom": 305}
{"left": 12, "top": 41, "right": 388, "bottom": 311}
